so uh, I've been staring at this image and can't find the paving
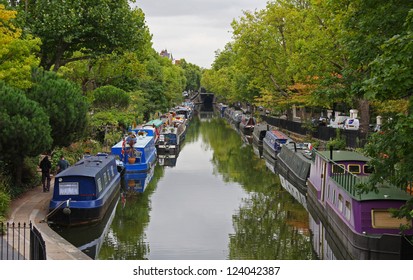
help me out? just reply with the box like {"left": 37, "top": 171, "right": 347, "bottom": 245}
{"left": 5, "top": 178, "right": 91, "bottom": 260}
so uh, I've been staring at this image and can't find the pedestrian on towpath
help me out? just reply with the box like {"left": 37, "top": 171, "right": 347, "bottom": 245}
{"left": 39, "top": 155, "right": 52, "bottom": 192}
{"left": 57, "top": 155, "right": 70, "bottom": 173}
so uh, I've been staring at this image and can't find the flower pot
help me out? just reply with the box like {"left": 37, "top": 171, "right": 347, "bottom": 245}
{"left": 128, "top": 157, "right": 136, "bottom": 164}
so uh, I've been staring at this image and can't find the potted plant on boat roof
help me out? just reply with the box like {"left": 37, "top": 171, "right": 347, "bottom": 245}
{"left": 125, "top": 133, "right": 138, "bottom": 164}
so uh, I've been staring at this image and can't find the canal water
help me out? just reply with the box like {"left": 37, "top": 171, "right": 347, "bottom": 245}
{"left": 52, "top": 111, "right": 316, "bottom": 260}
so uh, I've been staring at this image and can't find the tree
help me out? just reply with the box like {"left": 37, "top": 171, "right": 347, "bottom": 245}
{"left": 0, "top": 82, "right": 52, "bottom": 186}
{"left": 20, "top": 0, "right": 149, "bottom": 71}
{"left": 178, "top": 59, "right": 202, "bottom": 92}
{"left": 92, "top": 85, "right": 130, "bottom": 110}
{"left": 27, "top": 69, "right": 89, "bottom": 148}
{"left": 363, "top": 10, "right": 413, "bottom": 220}
{"left": 339, "top": 0, "right": 413, "bottom": 132}
{"left": 0, "top": 4, "right": 40, "bottom": 89}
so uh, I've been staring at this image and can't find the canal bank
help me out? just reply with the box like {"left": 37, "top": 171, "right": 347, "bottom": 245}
{"left": 6, "top": 179, "right": 91, "bottom": 260}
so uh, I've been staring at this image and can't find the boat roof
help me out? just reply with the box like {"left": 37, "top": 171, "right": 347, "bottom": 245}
{"left": 113, "top": 135, "right": 153, "bottom": 149}
{"left": 317, "top": 150, "right": 370, "bottom": 162}
{"left": 359, "top": 182, "right": 413, "bottom": 201}
{"left": 56, "top": 155, "right": 116, "bottom": 178}
{"left": 332, "top": 175, "right": 413, "bottom": 201}
{"left": 267, "top": 130, "right": 288, "bottom": 139}
{"left": 145, "top": 119, "right": 164, "bottom": 127}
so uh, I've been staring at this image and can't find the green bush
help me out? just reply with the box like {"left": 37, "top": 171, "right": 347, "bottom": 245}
{"left": 0, "top": 170, "right": 12, "bottom": 221}
{"left": 326, "top": 129, "right": 346, "bottom": 150}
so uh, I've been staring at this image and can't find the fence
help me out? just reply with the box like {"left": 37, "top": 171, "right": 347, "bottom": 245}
{"left": 0, "top": 221, "right": 46, "bottom": 260}
{"left": 262, "top": 115, "right": 368, "bottom": 149}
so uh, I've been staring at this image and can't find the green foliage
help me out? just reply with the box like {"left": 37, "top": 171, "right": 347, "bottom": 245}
{"left": 21, "top": 0, "right": 149, "bottom": 70}
{"left": 28, "top": 69, "right": 89, "bottom": 148}
{"left": 326, "top": 129, "right": 346, "bottom": 150}
{"left": 363, "top": 9, "right": 413, "bottom": 101}
{"left": 0, "top": 168, "right": 11, "bottom": 221}
{"left": 0, "top": 4, "right": 41, "bottom": 89}
{"left": 0, "top": 82, "right": 52, "bottom": 160}
{"left": 92, "top": 85, "right": 130, "bottom": 110}
{"left": 177, "top": 59, "right": 202, "bottom": 91}
{"left": 0, "top": 82, "right": 52, "bottom": 186}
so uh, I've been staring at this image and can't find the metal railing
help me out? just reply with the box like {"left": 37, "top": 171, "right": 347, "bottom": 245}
{"left": 262, "top": 115, "right": 367, "bottom": 149}
{"left": 1, "top": 221, "right": 46, "bottom": 260}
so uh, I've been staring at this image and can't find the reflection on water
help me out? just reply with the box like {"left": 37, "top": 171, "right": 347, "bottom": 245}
{"left": 55, "top": 111, "right": 315, "bottom": 260}
{"left": 49, "top": 194, "right": 119, "bottom": 259}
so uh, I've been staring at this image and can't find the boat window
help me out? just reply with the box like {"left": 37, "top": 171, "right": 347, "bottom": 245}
{"left": 338, "top": 194, "right": 343, "bottom": 212}
{"left": 327, "top": 184, "right": 330, "bottom": 200}
{"left": 103, "top": 172, "right": 108, "bottom": 187}
{"left": 332, "top": 164, "right": 345, "bottom": 174}
{"left": 110, "top": 165, "right": 115, "bottom": 177}
{"left": 363, "top": 165, "right": 374, "bottom": 174}
{"left": 345, "top": 201, "right": 351, "bottom": 220}
{"left": 97, "top": 178, "right": 103, "bottom": 193}
{"left": 348, "top": 164, "right": 361, "bottom": 174}
{"left": 332, "top": 189, "right": 336, "bottom": 204}
{"left": 371, "top": 209, "right": 411, "bottom": 229}
{"left": 59, "top": 182, "right": 79, "bottom": 196}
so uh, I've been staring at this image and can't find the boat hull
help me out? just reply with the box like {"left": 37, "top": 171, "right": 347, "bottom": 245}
{"left": 307, "top": 179, "right": 413, "bottom": 259}
{"left": 48, "top": 176, "right": 121, "bottom": 227}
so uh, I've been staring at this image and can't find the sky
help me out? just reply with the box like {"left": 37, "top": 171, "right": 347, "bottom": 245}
{"left": 132, "top": 0, "right": 269, "bottom": 69}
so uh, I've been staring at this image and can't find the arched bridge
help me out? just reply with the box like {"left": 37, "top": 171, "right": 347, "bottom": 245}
{"left": 190, "top": 92, "right": 215, "bottom": 109}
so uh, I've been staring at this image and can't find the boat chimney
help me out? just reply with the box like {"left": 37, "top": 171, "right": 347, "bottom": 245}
{"left": 293, "top": 142, "right": 297, "bottom": 152}
{"left": 330, "top": 145, "right": 333, "bottom": 160}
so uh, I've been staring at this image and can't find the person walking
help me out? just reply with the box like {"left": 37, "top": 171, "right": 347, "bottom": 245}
{"left": 57, "top": 155, "right": 70, "bottom": 173}
{"left": 39, "top": 155, "right": 52, "bottom": 192}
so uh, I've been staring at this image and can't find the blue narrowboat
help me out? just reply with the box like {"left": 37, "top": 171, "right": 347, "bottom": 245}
{"left": 130, "top": 119, "right": 165, "bottom": 144}
{"left": 111, "top": 130, "right": 157, "bottom": 175}
{"left": 262, "top": 130, "right": 290, "bottom": 172}
{"left": 48, "top": 154, "right": 121, "bottom": 226}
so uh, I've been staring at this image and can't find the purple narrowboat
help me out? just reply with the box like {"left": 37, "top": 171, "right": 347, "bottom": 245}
{"left": 307, "top": 149, "right": 413, "bottom": 259}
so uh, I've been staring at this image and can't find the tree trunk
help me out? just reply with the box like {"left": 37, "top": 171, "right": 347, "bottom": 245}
{"left": 358, "top": 98, "right": 370, "bottom": 134}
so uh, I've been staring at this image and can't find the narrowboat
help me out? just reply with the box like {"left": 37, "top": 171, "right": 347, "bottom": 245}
{"left": 262, "top": 130, "right": 289, "bottom": 169}
{"left": 239, "top": 115, "right": 256, "bottom": 144}
{"left": 216, "top": 103, "right": 228, "bottom": 118}
{"left": 252, "top": 123, "right": 268, "bottom": 158}
{"left": 276, "top": 142, "right": 312, "bottom": 208}
{"left": 133, "top": 119, "right": 165, "bottom": 144}
{"left": 47, "top": 154, "right": 121, "bottom": 226}
{"left": 157, "top": 112, "right": 187, "bottom": 153}
{"left": 228, "top": 109, "right": 243, "bottom": 130}
{"left": 307, "top": 149, "right": 413, "bottom": 259}
{"left": 174, "top": 105, "right": 193, "bottom": 121}
{"left": 111, "top": 130, "right": 157, "bottom": 174}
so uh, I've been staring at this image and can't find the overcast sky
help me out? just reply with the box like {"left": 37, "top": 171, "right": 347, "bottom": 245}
{"left": 132, "top": 0, "right": 269, "bottom": 69}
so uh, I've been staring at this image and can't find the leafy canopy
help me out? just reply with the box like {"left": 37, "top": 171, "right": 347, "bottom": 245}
{"left": 0, "top": 4, "right": 40, "bottom": 89}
